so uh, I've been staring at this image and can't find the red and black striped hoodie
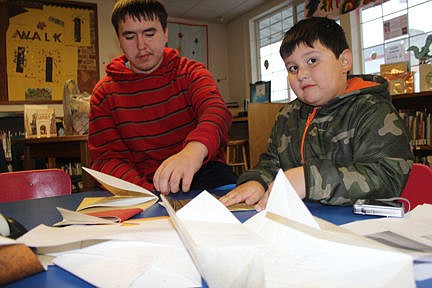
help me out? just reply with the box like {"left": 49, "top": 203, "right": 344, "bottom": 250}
{"left": 88, "top": 48, "right": 232, "bottom": 190}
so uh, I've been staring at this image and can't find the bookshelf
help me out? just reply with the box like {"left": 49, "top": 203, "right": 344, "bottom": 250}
{"left": 14, "top": 135, "right": 94, "bottom": 191}
{"left": 391, "top": 91, "right": 432, "bottom": 164}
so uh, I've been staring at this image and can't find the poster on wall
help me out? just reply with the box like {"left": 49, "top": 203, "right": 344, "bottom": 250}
{"left": 6, "top": 4, "right": 91, "bottom": 101}
{"left": 383, "top": 14, "right": 408, "bottom": 41}
{"left": 167, "top": 22, "right": 208, "bottom": 67}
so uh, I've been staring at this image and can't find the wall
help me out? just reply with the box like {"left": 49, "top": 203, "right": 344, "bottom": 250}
{"left": 226, "top": 0, "right": 290, "bottom": 106}
{"left": 78, "top": 0, "right": 120, "bottom": 80}
{"left": 224, "top": 1, "right": 358, "bottom": 105}
{"left": 0, "top": 0, "right": 119, "bottom": 114}
{"left": 0, "top": 0, "right": 358, "bottom": 111}
{"left": 79, "top": 1, "right": 232, "bottom": 101}
{"left": 168, "top": 17, "right": 230, "bottom": 102}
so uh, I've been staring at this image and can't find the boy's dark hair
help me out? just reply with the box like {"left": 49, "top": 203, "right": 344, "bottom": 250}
{"left": 111, "top": 0, "right": 168, "bottom": 35}
{"left": 279, "top": 17, "right": 349, "bottom": 59}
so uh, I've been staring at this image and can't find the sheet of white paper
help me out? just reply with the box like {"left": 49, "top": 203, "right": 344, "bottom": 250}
{"left": 341, "top": 205, "right": 432, "bottom": 259}
{"left": 17, "top": 218, "right": 179, "bottom": 248}
{"left": 53, "top": 207, "right": 118, "bottom": 226}
{"left": 174, "top": 169, "right": 415, "bottom": 288}
{"left": 176, "top": 190, "right": 239, "bottom": 224}
{"left": 53, "top": 240, "right": 200, "bottom": 288}
{"left": 341, "top": 204, "right": 432, "bottom": 281}
{"left": 0, "top": 235, "right": 17, "bottom": 245}
{"left": 82, "top": 167, "right": 155, "bottom": 196}
{"left": 165, "top": 192, "right": 267, "bottom": 288}
{"left": 17, "top": 218, "right": 200, "bottom": 288}
{"left": 265, "top": 169, "right": 320, "bottom": 229}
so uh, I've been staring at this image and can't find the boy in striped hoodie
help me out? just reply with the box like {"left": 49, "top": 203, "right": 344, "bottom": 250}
{"left": 89, "top": 0, "right": 236, "bottom": 194}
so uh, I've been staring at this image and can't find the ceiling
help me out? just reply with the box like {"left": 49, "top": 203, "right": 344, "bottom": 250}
{"left": 162, "top": 0, "right": 267, "bottom": 24}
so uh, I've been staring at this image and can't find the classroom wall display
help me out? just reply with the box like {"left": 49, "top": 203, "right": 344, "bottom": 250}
{"left": 5, "top": 1, "right": 98, "bottom": 101}
{"left": 167, "top": 22, "right": 208, "bottom": 67}
{"left": 304, "top": 0, "right": 382, "bottom": 18}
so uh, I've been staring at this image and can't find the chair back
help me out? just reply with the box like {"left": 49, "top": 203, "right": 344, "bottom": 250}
{"left": 0, "top": 169, "right": 72, "bottom": 203}
{"left": 248, "top": 103, "right": 285, "bottom": 168}
{"left": 0, "top": 140, "right": 8, "bottom": 172}
{"left": 400, "top": 163, "right": 432, "bottom": 210}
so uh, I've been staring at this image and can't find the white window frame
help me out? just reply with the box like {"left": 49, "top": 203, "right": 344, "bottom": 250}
{"left": 250, "top": 1, "right": 304, "bottom": 103}
{"left": 355, "top": 0, "right": 432, "bottom": 91}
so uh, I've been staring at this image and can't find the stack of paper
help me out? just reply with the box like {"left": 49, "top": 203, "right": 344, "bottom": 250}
{"left": 16, "top": 169, "right": 416, "bottom": 287}
{"left": 76, "top": 167, "right": 158, "bottom": 220}
{"left": 164, "top": 170, "right": 415, "bottom": 288}
{"left": 342, "top": 204, "right": 432, "bottom": 281}
{"left": 17, "top": 218, "right": 201, "bottom": 287}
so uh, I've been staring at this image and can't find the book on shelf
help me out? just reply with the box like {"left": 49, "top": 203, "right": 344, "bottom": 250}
{"left": 24, "top": 105, "right": 57, "bottom": 139}
{"left": 398, "top": 109, "right": 431, "bottom": 147}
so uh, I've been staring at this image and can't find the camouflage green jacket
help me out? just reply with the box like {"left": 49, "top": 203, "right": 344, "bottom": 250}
{"left": 238, "top": 75, "right": 414, "bottom": 205}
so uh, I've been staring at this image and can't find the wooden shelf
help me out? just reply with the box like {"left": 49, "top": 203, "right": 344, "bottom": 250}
{"left": 413, "top": 145, "right": 432, "bottom": 151}
{"left": 392, "top": 91, "right": 432, "bottom": 163}
{"left": 392, "top": 91, "right": 432, "bottom": 111}
{"left": 13, "top": 135, "right": 94, "bottom": 191}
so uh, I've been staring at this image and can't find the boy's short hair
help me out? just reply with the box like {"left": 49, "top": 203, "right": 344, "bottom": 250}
{"left": 279, "top": 17, "right": 349, "bottom": 59}
{"left": 111, "top": 0, "right": 168, "bottom": 35}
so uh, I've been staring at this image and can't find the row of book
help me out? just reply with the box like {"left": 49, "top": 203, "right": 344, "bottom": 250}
{"left": 58, "top": 161, "right": 83, "bottom": 176}
{"left": 399, "top": 109, "right": 431, "bottom": 147}
{"left": 415, "top": 155, "right": 432, "bottom": 168}
{"left": 1, "top": 130, "right": 24, "bottom": 160}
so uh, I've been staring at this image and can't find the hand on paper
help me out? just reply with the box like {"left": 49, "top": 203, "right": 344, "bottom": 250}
{"left": 153, "top": 141, "right": 208, "bottom": 195}
{"left": 220, "top": 166, "right": 306, "bottom": 211}
{"left": 219, "top": 181, "right": 266, "bottom": 210}
{"left": 256, "top": 167, "right": 305, "bottom": 210}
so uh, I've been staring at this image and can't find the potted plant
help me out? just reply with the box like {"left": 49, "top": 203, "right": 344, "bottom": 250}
{"left": 407, "top": 34, "right": 432, "bottom": 91}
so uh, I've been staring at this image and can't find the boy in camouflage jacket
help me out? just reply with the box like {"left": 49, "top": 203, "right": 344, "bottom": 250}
{"left": 220, "top": 17, "right": 414, "bottom": 210}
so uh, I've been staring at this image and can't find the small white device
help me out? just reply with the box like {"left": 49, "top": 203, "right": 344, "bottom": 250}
{"left": 353, "top": 199, "right": 405, "bottom": 218}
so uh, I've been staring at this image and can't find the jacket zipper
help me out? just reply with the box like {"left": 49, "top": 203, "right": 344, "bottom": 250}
{"left": 300, "top": 107, "right": 318, "bottom": 164}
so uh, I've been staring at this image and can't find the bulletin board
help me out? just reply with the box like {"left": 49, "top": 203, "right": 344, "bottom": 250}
{"left": 4, "top": 1, "right": 98, "bottom": 102}
{"left": 167, "top": 21, "right": 208, "bottom": 67}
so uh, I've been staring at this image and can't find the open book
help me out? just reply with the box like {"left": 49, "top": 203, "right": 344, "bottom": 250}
{"left": 76, "top": 167, "right": 158, "bottom": 220}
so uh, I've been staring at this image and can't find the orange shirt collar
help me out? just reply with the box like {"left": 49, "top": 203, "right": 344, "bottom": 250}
{"left": 344, "top": 77, "right": 379, "bottom": 94}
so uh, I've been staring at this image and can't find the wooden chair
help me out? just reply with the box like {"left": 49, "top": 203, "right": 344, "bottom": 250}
{"left": 247, "top": 103, "right": 285, "bottom": 168}
{"left": 225, "top": 138, "right": 249, "bottom": 175}
{"left": 0, "top": 169, "right": 72, "bottom": 203}
{"left": 0, "top": 140, "right": 8, "bottom": 173}
{"left": 400, "top": 163, "right": 432, "bottom": 211}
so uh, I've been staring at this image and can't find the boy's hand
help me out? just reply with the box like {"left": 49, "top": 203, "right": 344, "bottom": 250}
{"left": 153, "top": 141, "right": 208, "bottom": 194}
{"left": 220, "top": 181, "right": 265, "bottom": 208}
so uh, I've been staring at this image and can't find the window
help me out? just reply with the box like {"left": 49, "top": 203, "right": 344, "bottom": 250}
{"left": 254, "top": 2, "right": 304, "bottom": 102}
{"left": 360, "top": 0, "right": 432, "bottom": 91}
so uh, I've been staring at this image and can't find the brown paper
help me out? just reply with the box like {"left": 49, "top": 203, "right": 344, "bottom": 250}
{"left": 0, "top": 244, "right": 44, "bottom": 285}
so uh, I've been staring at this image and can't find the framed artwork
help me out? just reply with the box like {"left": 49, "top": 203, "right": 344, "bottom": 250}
{"left": 250, "top": 81, "right": 271, "bottom": 103}
{"left": 3, "top": 0, "right": 99, "bottom": 102}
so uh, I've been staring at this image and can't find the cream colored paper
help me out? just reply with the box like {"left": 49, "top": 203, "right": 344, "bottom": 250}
{"left": 17, "top": 217, "right": 200, "bottom": 288}
{"left": 168, "top": 169, "right": 415, "bottom": 288}
{"left": 78, "top": 167, "right": 158, "bottom": 213}
{"left": 342, "top": 204, "right": 432, "bottom": 280}
{"left": 53, "top": 207, "right": 119, "bottom": 226}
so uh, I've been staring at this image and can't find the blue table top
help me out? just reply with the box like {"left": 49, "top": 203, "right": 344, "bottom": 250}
{"left": 0, "top": 188, "right": 429, "bottom": 288}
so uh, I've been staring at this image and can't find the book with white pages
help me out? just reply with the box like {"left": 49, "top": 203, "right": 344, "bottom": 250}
{"left": 77, "top": 167, "right": 158, "bottom": 214}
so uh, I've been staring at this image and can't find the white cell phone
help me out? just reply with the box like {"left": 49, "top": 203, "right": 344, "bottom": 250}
{"left": 353, "top": 199, "right": 405, "bottom": 218}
